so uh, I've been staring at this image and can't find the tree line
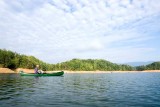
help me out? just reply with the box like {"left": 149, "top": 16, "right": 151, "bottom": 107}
{"left": 55, "top": 59, "right": 133, "bottom": 71}
{"left": 0, "top": 49, "right": 159, "bottom": 71}
{"left": 136, "top": 62, "right": 160, "bottom": 71}
{"left": 0, "top": 49, "right": 51, "bottom": 70}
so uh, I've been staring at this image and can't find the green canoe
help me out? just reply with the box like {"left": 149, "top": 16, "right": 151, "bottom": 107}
{"left": 19, "top": 71, "right": 64, "bottom": 76}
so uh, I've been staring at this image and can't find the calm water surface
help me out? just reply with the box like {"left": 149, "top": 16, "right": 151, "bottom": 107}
{"left": 0, "top": 73, "right": 160, "bottom": 107}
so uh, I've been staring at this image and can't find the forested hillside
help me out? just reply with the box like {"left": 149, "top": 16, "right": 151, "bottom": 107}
{"left": 0, "top": 49, "right": 52, "bottom": 70}
{"left": 1, "top": 49, "right": 159, "bottom": 71}
{"left": 55, "top": 59, "right": 133, "bottom": 71}
{"left": 136, "top": 62, "right": 160, "bottom": 71}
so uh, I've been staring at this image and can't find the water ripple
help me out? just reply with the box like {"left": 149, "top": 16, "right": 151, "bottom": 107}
{"left": 0, "top": 73, "right": 160, "bottom": 107}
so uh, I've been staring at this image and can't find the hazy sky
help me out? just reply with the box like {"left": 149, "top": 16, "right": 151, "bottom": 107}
{"left": 0, "top": 0, "right": 160, "bottom": 64}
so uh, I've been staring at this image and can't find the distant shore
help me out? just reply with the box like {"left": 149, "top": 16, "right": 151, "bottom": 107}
{"left": 0, "top": 68, "right": 160, "bottom": 74}
{"left": 64, "top": 70, "right": 160, "bottom": 73}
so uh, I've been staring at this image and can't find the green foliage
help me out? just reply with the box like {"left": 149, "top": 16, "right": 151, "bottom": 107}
{"left": 55, "top": 59, "right": 134, "bottom": 71}
{"left": 136, "top": 62, "right": 160, "bottom": 71}
{"left": 0, "top": 49, "right": 51, "bottom": 70}
{"left": 3, "top": 49, "right": 158, "bottom": 71}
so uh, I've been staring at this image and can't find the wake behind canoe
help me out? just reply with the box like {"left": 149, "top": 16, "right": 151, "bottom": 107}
{"left": 20, "top": 71, "right": 64, "bottom": 76}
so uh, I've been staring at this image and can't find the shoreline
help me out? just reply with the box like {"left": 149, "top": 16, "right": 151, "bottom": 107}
{"left": 64, "top": 70, "right": 160, "bottom": 73}
{"left": 64, "top": 71, "right": 140, "bottom": 73}
{"left": 0, "top": 68, "right": 160, "bottom": 74}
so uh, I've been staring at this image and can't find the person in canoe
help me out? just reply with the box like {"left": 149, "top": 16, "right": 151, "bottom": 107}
{"left": 34, "top": 65, "right": 44, "bottom": 74}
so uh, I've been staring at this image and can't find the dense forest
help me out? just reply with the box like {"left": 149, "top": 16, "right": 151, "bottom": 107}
{"left": 0, "top": 49, "right": 51, "bottom": 70}
{"left": 55, "top": 59, "right": 133, "bottom": 71}
{"left": 0, "top": 49, "right": 160, "bottom": 71}
{"left": 136, "top": 62, "right": 160, "bottom": 71}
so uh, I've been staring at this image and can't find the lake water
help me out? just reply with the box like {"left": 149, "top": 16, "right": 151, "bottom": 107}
{"left": 0, "top": 73, "right": 160, "bottom": 107}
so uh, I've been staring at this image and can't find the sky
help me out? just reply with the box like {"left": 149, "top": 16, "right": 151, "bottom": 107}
{"left": 0, "top": 0, "right": 160, "bottom": 64}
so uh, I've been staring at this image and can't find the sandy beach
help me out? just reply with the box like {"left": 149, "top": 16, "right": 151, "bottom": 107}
{"left": 0, "top": 68, "right": 160, "bottom": 74}
{"left": 141, "top": 70, "right": 160, "bottom": 72}
{"left": 63, "top": 70, "right": 141, "bottom": 73}
{"left": 0, "top": 68, "right": 15, "bottom": 73}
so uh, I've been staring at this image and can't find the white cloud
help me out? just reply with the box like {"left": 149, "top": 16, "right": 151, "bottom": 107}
{"left": 0, "top": 0, "right": 160, "bottom": 63}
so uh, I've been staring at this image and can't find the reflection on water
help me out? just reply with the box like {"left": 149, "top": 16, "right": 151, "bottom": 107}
{"left": 0, "top": 73, "right": 160, "bottom": 107}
